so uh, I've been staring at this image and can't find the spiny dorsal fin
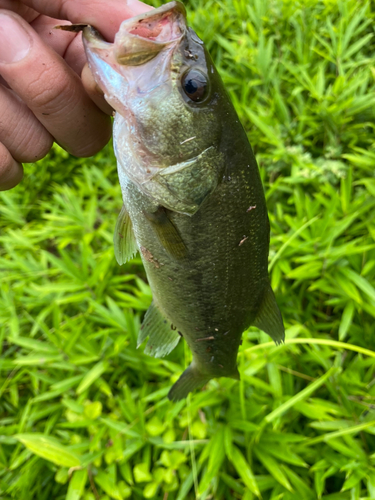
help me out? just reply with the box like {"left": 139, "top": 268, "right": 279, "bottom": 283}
{"left": 138, "top": 301, "right": 181, "bottom": 358}
{"left": 114, "top": 204, "right": 138, "bottom": 265}
{"left": 253, "top": 283, "right": 285, "bottom": 345}
{"left": 144, "top": 207, "right": 187, "bottom": 260}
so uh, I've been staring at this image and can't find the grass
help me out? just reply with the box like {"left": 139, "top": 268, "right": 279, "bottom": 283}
{"left": 1, "top": 0, "right": 375, "bottom": 498}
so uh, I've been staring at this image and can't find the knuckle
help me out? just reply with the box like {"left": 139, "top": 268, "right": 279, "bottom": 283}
{"left": 18, "top": 130, "right": 53, "bottom": 163}
{"left": 0, "top": 146, "right": 12, "bottom": 175}
{"left": 0, "top": 143, "right": 23, "bottom": 190}
{"left": 1, "top": 108, "right": 53, "bottom": 163}
{"left": 26, "top": 64, "right": 77, "bottom": 114}
{"left": 71, "top": 121, "right": 112, "bottom": 157}
{"left": 33, "top": 135, "right": 54, "bottom": 161}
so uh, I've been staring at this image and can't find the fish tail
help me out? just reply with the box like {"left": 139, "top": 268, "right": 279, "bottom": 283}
{"left": 168, "top": 363, "right": 211, "bottom": 401}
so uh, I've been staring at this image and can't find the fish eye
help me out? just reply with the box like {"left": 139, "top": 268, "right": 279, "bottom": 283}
{"left": 181, "top": 69, "right": 208, "bottom": 102}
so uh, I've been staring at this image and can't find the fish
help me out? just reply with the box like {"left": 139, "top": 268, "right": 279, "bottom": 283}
{"left": 59, "top": 1, "right": 284, "bottom": 401}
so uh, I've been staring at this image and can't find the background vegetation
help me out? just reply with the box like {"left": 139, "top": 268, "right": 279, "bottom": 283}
{"left": 1, "top": 0, "right": 375, "bottom": 498}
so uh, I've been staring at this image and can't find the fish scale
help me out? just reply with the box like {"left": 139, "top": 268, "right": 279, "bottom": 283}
{"left": 60, "top": 1, "right": 285, "bottom": 400}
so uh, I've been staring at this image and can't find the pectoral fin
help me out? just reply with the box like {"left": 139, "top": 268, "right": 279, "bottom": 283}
{"left": 138, "top": 301, "right": 181, "bottom": 358}
{"left": 144, "top": 207, "right": 187, "bottom": 260}
{"left": 253, "top": 283, "right": 285, "bottom": 344}
{"left": 114, "top": 205, "right": 138, "bottom": 265}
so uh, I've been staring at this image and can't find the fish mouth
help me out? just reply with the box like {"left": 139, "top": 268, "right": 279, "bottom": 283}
{"left": 113, "top": 1, "right": 187, "bottom": 66}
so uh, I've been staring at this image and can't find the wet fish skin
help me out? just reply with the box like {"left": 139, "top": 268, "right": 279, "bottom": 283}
{"left": 71, "top": 1, "right": 284, "bottom": 400}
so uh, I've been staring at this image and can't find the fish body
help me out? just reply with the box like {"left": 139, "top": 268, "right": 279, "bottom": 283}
{"left": 74, "top": 2, "right": 284, "bottom": 400}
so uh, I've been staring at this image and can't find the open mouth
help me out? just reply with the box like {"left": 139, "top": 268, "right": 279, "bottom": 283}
{"left": 114, "top": 1, "right": 187, "bottom": 66}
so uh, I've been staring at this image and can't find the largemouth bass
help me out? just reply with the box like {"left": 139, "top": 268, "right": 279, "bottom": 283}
{"left": 62, "top": 1, "right": 284, "bottom": 400}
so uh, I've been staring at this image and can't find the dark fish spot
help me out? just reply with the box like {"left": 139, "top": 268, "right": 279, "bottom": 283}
{"left": 140, "top": 246, "right": 160, "bottom": 268}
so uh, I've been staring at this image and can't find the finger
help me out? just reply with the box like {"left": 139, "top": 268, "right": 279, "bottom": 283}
{"left": 0, "top": 1, "right": 37, "bottom": 22}
{"left": 0, "top": 84, "right": 52, "bottom": 162}
{"left": 81, "top": 63, "right": 113, "bottom": 116}
{"left": 0, "top": 11, "right": 112, "bottom": 157}
{"left": 64, "top": 31, "right": 87, "bottom": 75}
{"left": 30, "top": 15, "right": 86, "bottom": 75}
{"left": 30, "top": 14, "right": 76, "bottom": 58}
{"left": 0, "top": 142, "right": 23, "bottom": 191}
{"left": 19, "top": 0, "right": 152, "bottom": 40}
{"left": 0, "top": 10, "right": 84, "bottom": 76}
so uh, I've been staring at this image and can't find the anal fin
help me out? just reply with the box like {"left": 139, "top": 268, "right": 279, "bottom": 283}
{"left": 138, "top": 301, "right": 181, "bottom": 358}
{"left": 253, "top": 283, "right": 285, "bottom": 344}
{"left": 114, "top": 204, "right": 138, "bottom": 265}
{"left": 168, "top": 363, "right": 211, "bottom": 401}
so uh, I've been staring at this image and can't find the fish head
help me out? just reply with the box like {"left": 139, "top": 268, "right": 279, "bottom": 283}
{"left": 82, "top": 1, "right": 226, "bottom": 215}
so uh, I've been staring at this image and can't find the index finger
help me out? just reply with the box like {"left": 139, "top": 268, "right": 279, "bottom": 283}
{"left": 17, "top": 0, "right": 152, "bottom": 40}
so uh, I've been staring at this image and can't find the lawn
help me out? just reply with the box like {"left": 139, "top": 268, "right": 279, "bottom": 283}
{"left": 1, "top": 0, "right": 375, "bottom": 498}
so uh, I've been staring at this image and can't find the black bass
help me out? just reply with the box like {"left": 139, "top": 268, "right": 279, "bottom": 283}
{"left": 62, "top": 1, "right": 284, "bottom": 400}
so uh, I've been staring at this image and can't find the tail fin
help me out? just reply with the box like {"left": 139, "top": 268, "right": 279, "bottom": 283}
{"left": 168, "top": 363, "right": 211, "bottom": 401}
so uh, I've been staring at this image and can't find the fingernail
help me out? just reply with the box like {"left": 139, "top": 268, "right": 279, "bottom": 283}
{"left": 0, "top": 13, "right": 31, "bottom": 63}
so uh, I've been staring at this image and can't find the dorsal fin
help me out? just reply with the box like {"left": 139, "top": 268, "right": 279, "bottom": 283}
{"left": 113, "top": 204, "right": 138, "bottom": 265}
{"left": 253, "top": 283, "right": 285, "bottom": 345}
{"left": 138, "top": 301, "right": 181, "bottom": 358}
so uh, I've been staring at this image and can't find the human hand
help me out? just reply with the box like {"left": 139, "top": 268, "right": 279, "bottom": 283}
{"left": 0, "top": 0, "right": 151, "bottom": 190}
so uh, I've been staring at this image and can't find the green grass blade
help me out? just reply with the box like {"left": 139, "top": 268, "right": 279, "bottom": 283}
{"left": 14, "top": 434, "right": 82, "bottom": 468}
